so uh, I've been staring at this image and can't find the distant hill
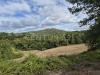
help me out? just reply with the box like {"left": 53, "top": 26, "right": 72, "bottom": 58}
{"left": 0, "top": 28, "right": 85, "bottom": 38}
{"left": 33, "top": 28, "right": 67, "bottom": 35}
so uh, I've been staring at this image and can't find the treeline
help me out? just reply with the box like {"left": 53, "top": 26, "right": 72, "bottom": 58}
{"left": 0, "top": 29, "right": 85, "bottom": 51}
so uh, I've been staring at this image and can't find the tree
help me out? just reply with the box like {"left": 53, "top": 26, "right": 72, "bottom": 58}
{"left": 68, "top": 0, "right": 100, "bottom": 49}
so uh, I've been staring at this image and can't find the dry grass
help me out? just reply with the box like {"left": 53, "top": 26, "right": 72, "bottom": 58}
{"left": 13, "top": 44, "right": 88, "bottom": 62}
{"left": 36, "top": 44, "right": 88, "bottom": 57}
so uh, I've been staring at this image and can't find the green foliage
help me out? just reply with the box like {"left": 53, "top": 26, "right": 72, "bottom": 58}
{"left": 0, "top": 29, "right": 87, "bottom": 75}
{"left": 0, "top": 55, "right": 70, "bottom": 75}
{"left": 68, "top": 0, "right": 100, "bottom": 49}
{"left": 0, "top": 40, "right": 22, "bottom": 60}
{"left": 14, "top": 56, "right": 47, "bottom": 75}
{"left": 0, "top": 49, "right": 100, "bottom": 75}
{"left": 68, "top": 0, "right": 99, "bottom": 26}
{"left": 0, "top": 40, "right": 14, "bottom": 60}
{"left": 0, "top": 29, "right": 85, "bottom": 51}
{"left": 45, "top": 57, "right": 70, "bottom": 71}
{"left": 86, "top": 18, "right": 100, "bottom": 49}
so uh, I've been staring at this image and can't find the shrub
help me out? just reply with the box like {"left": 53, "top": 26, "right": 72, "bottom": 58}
{"left": 0, "top": 40, "right": 22, "bottom": 60}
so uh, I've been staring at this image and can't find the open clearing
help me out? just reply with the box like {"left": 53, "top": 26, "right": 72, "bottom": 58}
{"left": 13, "top": 44, "right": 88, "bottom": 62}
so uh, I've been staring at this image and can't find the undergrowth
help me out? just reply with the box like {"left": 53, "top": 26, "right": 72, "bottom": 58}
{"left": 0, "top": 49, "right": 100, "bottom": 75}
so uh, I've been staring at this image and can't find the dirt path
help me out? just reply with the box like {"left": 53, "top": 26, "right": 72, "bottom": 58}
{"left": 13, "top": 44, "right": 88, "bottom": 62}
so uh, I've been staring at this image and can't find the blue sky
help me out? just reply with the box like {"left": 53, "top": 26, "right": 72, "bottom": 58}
{"left": 0, "top": 0, "right": 88, "bottom": 32}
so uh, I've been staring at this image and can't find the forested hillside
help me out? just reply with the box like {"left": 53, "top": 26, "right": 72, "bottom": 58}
{"left": 0, "top": 29, "right": 85, "bottom": 51}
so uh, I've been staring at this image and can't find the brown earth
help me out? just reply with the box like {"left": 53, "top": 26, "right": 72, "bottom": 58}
{"left": 13, "top": 44, "right": 88, "bottom": 63}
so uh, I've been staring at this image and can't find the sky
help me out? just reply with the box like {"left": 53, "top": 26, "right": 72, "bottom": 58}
{"left": 0, "top": 0, "right": 88, "bottom": 33}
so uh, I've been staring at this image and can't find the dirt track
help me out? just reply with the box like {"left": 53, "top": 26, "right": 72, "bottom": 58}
{"left": 13, "top": 44, "right": 88, "bottom": 62}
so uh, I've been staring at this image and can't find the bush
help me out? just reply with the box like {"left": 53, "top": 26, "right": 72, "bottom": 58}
{"left": 0, "top": 40, "right": 22, "bottom": 60}
{"left": 0, "top": 55, "right": 71, "bottom": 75}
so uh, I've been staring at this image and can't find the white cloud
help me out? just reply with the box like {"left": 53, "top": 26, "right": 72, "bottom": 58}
{"left": 38, "top": 1, "right": 77, "bottom": 26}
{"left": 32, "top": 0, "right": 55, "bottom": 5}
{"left": 0, "top": 0, "right": 88, "bottom": 32}
{"left": 0, "top": 15, "right": 39, "bottom": 30}
{"left": 0, "top": 1, "right": 31, "bottom": 15}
